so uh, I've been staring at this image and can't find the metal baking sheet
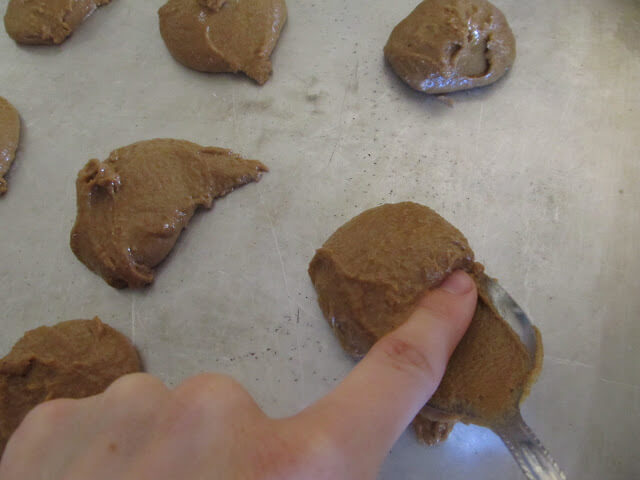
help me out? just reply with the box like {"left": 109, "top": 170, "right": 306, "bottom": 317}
{"left": 1, "top": 0, "right": 638, "bottom": 478}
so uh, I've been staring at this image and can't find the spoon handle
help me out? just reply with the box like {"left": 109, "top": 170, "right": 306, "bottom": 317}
{"left": 491, "top": 411, "right": 567, "bottom": 480}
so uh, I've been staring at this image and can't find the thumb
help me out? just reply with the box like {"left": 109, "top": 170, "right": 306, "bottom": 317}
{"left": 299, "top": 271, "right": 476, "bottom": 468}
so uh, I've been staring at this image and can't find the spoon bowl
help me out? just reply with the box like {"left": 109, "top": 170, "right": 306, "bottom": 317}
{"left": 481, "top": 276, "right": 566, "bottom": 480}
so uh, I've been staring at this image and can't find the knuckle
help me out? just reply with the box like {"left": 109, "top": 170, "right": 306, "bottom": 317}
{"left": 163, "top": 374, "right": 258, "bottom": 432}
{"left": 374, "top": 334, "right": 438, "bottom": 381}
{"left": 105, "top": 373, "right": 169, "bottom": 403}
{"left": 103, "top": 373, "right": 169, "bottom": 420}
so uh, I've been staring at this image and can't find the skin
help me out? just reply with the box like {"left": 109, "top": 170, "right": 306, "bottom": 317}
{"left": 0, "top": 271, "right": 476, "bottom": 480}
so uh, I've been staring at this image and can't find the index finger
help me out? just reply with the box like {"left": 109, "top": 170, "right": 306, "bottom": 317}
{"left": 299, "top": 270, "right": 476, "bottom": 465}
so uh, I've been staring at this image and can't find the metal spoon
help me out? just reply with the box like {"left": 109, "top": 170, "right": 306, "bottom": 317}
{"left": 483, "top": 277, "right": 567, "bottom": 480}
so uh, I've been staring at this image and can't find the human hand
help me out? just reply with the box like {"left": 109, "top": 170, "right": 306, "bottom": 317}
{"left": 0, "top": 271, "right": 476, "bottom": 480}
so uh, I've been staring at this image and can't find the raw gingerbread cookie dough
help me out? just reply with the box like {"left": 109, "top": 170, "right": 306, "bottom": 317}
{"left": 384, "top": 0, "right": 515, "bottom": 94}
{"left": 4, "top": 0, "right": 113, "bottom": 45}
{"left": 158, "top": 0, "right": 287, "bottom": 85}
{"left": 308, "top": 202, "right": 541, "bottom": 444}
{"left": 0, "top": 317, "right": 140, "bottom": 457}
{"left": 70, "top": 139, "right": 268, "bottom": 289}
{"left": 0, "top": 97, "right": 20, "bottom": 196}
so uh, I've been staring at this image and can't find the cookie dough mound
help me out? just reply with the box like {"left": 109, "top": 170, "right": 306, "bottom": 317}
{"left": 0, "top": 317, "right": 140, "bottom": 457}
{"left": 70, "top": 139, "right": 268, "bottom": 289}
{"left": 158, "top": 0, "right": 287, "bottom": 85}
{"left": 384, "top": 0, "right": 515, "bottom": 94}
{"left": 308, "top": 202, "right": 541, "bottom": 443}
{"left": 0, "top": 97, "right": 20, "bottom": 196}
{"left": 4, "top": 0, "right": 113, "bottom": 45}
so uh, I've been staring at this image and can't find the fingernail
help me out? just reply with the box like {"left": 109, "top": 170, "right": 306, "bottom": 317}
{"left": 440, "top": 271, "right": 474, "bottom": 295}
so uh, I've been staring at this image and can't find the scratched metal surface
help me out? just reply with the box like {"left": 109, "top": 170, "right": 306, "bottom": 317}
{"left": 1, "top": 0, "right": 639, "bottom": 478}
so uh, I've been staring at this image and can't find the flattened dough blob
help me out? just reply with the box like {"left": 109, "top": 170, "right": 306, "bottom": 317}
{"left": 70, "top": 139, "right": 268, "bottom": 289}
{"left": 308, "top": 202, "right": 541, "bottom": 444}
{"left": 0, "top": 317, "right": 140, "bottom": 457}
{"left": 0, "top": 97, "right": 20, "bottom": 196}
{"left": 4, "top": 0, "right": 113, "bottom": 45}
{"left": 384, "top": 0, "right": 515, "bottom": 94}
{"left": 158, "top": 0, "right": 287, "bottom": 85}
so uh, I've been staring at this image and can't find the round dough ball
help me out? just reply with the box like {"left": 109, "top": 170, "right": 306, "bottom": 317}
{"left": 309, "top": 202, "right": 541, "bottom": 440}
{"left": 384, "top": 0, "right": 516, "bottom": 94}
{"left": 0, "top": 318, "right": 141, "bottom": 456}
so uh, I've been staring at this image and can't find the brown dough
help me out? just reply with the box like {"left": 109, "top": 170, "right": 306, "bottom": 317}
{"left": 158, "top": 0, "right": 287, "bottom": 85}
{"left": 70, "top": 139, "right": 268, "bottom": 289}
{"left": 308, "top": 202, "right": 542, "bottom": 444}
{"left": 0, "top": 97, "right": 20, "bottom": 196}
{"left": 4, "top": 0, "right": 113, "bottom": 45}
{"left": 384, "top": 0, "right": 515, "bottom": 94}
{"left": 0, "top": 317, "right": 140, "bottom": 458}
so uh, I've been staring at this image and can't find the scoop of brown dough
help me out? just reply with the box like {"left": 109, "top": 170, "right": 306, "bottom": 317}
{"left": 158, "top": 0, "right": 287, "bottom": 85}
{"left": 308, "top": 202, "right": 541, "bottom": 444}
{"left": 4, "top": 0, "right": 113, "bottom": 45}
{"left": 70, "top": 139, "right": 268, "bottom": 288}
{"left": 0, "top": 317, "right": 140, "bottom": 457}
{"left": 384, "top": 0, "right": 516, "bottom": 94}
